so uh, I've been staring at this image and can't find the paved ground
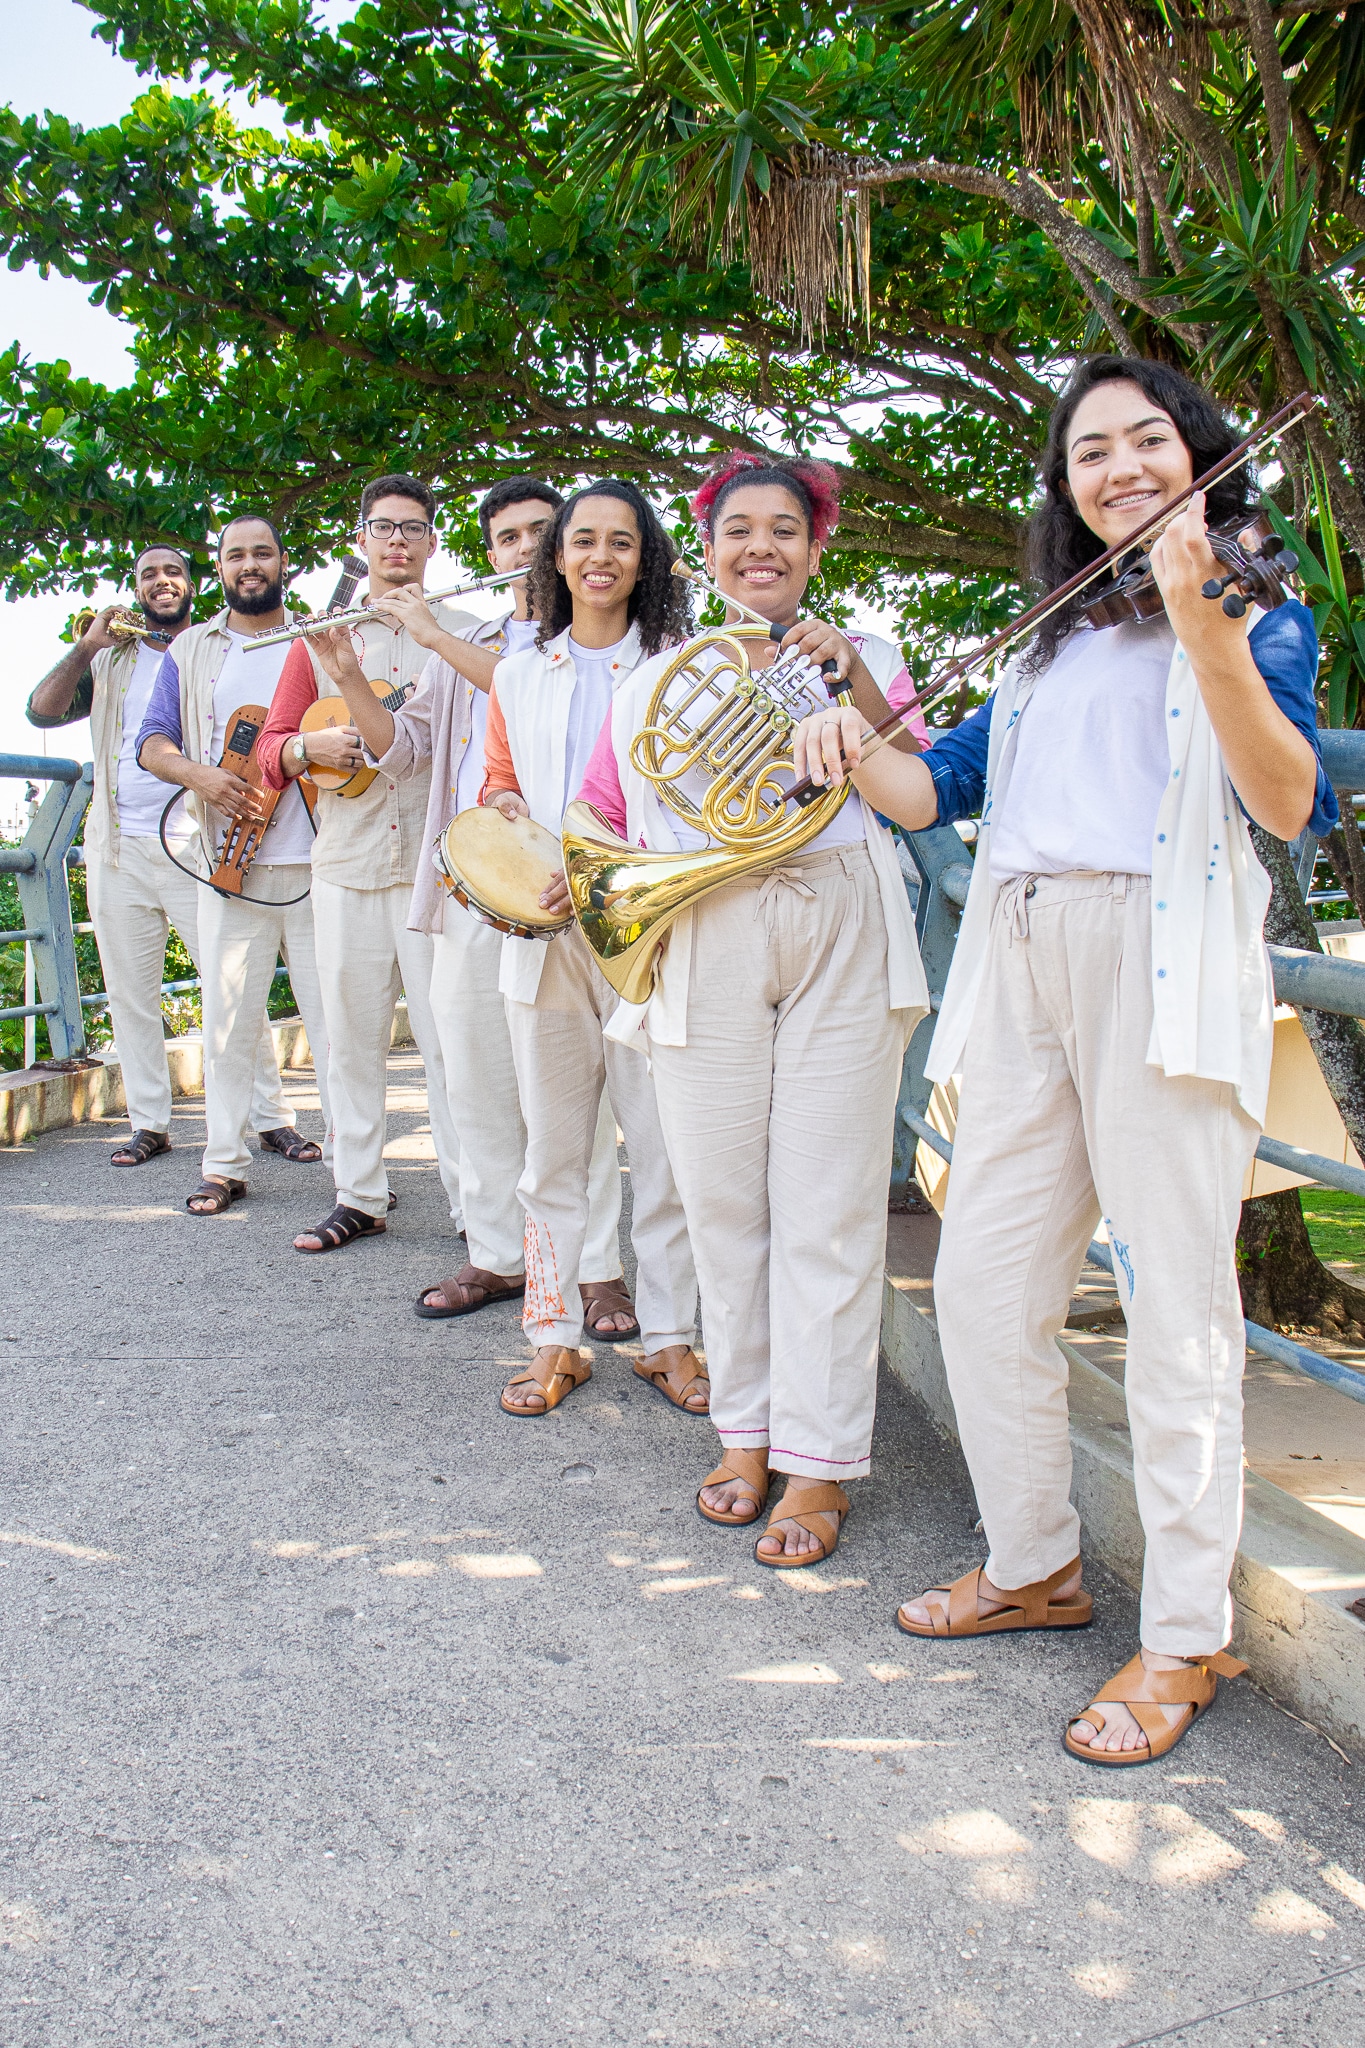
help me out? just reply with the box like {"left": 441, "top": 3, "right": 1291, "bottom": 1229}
{"left": 3, "top": 1051, "right": 1365, "bottom": 2046}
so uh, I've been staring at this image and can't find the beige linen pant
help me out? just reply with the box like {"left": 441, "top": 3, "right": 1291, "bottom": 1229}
{"left": 934, "top": 871, "right": 1259, "bottom": 1655}
{"left": 87, "top": 835, "right": 287, "bottom": 1136}
{"left": 649, "top": 842, "right": 909, "bottom": 1482}
{"left": 506, "top": 923, "right": 697, "bottom": 1354}
{"left": 199, "top": 864, "right": 334, "bottom": 1182}
{"left": 311, "top": 880, "right": 463, "bottom": 1224}
{"left": 429, "top": 908, "right": 623, "bottom": 1280}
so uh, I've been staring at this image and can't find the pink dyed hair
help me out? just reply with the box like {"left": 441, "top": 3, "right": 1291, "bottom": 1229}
{"left": 689, "top": 452, "right": 840, "bottom": 544}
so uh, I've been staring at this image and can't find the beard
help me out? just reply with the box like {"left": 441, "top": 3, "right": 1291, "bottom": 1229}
{"left": 143, "top": 590, "right": 193, "bottom": 628}
{"left": 225, "top": 573, "right": 284, "bottom": 617}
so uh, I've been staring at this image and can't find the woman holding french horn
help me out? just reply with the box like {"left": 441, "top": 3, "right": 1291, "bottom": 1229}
{"left": 791, "top": 357, "right": 1337, "bottom": 1762}
{"left": 571, "top": 453, "right": 931, "bottom": 1566}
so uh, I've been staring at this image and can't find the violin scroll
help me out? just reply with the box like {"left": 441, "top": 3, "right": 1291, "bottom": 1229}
{"left": 1079, "top": 510, "right": 1301, "bottom": 631}
{"left": 1199, "top": 525, "right": 1298, "bottom": 619}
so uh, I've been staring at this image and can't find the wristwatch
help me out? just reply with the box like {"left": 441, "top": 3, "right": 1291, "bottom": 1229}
{"left": 291, "top": 735, "right": 308, "bottom": 768}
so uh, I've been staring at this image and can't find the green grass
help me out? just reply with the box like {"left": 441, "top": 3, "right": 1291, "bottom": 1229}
{"left": 1301, "top": 1188, "right": 1365, "bottom": 1269}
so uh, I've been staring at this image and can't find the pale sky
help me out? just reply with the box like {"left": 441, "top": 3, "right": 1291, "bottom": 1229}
{"left": 0, "top": 1, "right": 383, "bottom": 773}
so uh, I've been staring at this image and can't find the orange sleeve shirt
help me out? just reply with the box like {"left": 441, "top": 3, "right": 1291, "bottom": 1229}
{"left": 479, "top": 684, "right": 523, "bottom": 802}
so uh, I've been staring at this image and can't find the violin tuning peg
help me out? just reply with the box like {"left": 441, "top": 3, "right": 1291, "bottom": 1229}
{"left": 1278, "top": 551, "right": 1299, "bottom": 577}
{"left": 1222, "top": 591, "right": 1248, "bottom": 619}
{"left": 1201, "top": 577, "right": 1227, "bottom": 599}
{"left": 1262, "top": 533, "right": 1285, "bottom": 557}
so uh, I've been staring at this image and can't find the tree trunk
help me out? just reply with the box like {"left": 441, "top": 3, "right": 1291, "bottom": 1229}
{"left": 1237, "top": 1187, "right": 1365, "bottom": 1336}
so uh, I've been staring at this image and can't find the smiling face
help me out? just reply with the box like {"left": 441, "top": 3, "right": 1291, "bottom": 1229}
{"left": 359, "top": 491, "right": 438, "bottom": 593}
{"left": 555, "top": 495, "right": 641, "bottom": 626}
{"left": 1064, "top": 380, "right": 1195, "bottom": 549}
{"left": 218, "top": 519, "right": 287, "bottom": 617}
{"left": 703, "top": 482, "right": 817, "bottom": 625}
{"left": 135, "top": 549, "right": 193, "bottom": 629}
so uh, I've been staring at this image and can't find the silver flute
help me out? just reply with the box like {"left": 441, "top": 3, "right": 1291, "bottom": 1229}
{"left": 244, "top": 567, "right": 526, "bottom": 650}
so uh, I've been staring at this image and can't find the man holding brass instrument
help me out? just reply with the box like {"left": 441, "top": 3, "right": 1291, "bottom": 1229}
{"left": 26, "top": 544, "right": 293, "bottom": 1172}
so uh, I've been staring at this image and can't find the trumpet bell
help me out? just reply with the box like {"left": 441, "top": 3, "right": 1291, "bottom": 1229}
{"left": 562, "top": 799, "right": 789, "bottom": 1006}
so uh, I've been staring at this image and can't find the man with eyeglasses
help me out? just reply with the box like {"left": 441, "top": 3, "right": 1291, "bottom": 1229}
{"left": 257, "top": 474, "right": 479, "bottom": 1253}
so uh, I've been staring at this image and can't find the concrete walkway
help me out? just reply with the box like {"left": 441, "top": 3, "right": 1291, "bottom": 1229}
{"left": 3, "top": 1053, "right": 1365, "bottom": 2045}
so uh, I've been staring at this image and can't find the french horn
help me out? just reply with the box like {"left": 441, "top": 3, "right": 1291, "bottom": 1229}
{"left": 563, "top": 610, "right": 852, "bottom": 1006}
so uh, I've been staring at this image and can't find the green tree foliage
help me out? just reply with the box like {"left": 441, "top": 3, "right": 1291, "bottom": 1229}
{"left": 0, "top": 0, "right": 1362, "bottom": 694}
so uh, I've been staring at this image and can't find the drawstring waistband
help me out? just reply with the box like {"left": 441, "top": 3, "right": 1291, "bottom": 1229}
{"left": 756, "top": 865, "right": 818, "bottom": 930}
{"left": 997, "top": 868, "right": 1142, "bottom": 943}
{"left": 1001, "top": 872, "right": 1038, "bottom": 943}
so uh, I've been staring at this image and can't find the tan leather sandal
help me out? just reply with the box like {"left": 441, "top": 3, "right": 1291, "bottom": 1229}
{"left": 634, "top": 1347, "right": 710, "bottom": 1415}
{"left": 1064, "top": 1649, "right": 1247, "bottom": 1768}
{"left": 896, "top": 1557, "right": 1092, "bottom": 1639}
{"left": 499, "top": 1347, "right": 592, "bottom": 1418}
{"left": 754, "top": 1481, "right": 849, "bottom": 1570}
{"left": 414, "top": 1266, "right": 526, "bottom": 1320}
{"left": 580, "top": 1279, "right": 640, "bottom": 1343}
{"left": 696, "top": 1446, "right": 770, "bottom": 1526}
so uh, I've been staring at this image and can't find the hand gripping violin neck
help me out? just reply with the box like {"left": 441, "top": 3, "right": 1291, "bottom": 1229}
{"left": 1078, "top": 511, "right": 1300, "bottom": 631}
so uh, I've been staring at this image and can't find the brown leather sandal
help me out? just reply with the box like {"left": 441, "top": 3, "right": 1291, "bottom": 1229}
{"left": 634, "top": 1347, "right": 710, "bottom": 1414}
{"left": 754, "top": 1481, "right": 849, "bottom": 1570}
{"left": 414, "top": 1266, "right": 527, "bottom": 1321}
{"left": 580, "top": 1279, "right": 640, "bottom": 1343}
{"left": 186, "top": 1177, "right": 246, "bottom": 1216}
{"left": 258, "top": 1126, "right": 322, "bottom": 1163}
{"left": 294, "top": 1203, "right": 386, "bottom": 1253}
{"left": 500, "top": 1347, "right": 592, "bottom": 1417}
{"left": 112, "top": 1130, "right": 170, "bottom": 1168}
{"left": 1064, "top": 1650, "right": 1247, "bottom": 1768}
{"left": 696, "top": 1447, "right": 770, "bottom": 1526}
{"left": 896, "top": 1557, "right": 1092, "bottom": 1639}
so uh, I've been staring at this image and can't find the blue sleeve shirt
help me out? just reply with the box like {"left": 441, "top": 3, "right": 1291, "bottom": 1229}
{"left": 922, "top": 599, "right": 1337, "bottom": 842}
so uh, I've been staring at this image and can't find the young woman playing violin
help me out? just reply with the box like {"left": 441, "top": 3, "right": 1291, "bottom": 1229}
{"left": 793, "top": 357, "right": 1338, "bottom": 1763}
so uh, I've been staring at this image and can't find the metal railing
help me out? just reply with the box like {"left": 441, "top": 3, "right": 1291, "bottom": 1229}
{"left": 895, "top": 724, "right": 1365, "bottom": 1407}
{"left": 0, "top": 754, "right": 93, "bottom": 1057}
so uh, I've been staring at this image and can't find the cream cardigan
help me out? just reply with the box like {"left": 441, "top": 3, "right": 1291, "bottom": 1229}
{"left": 926, "top": 638, "right": 1277, "bottom": 1123}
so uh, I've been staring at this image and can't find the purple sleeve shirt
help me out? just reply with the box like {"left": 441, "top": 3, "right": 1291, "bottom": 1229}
{"left": 134, "top": 651, "right": 184, "bottom": 764}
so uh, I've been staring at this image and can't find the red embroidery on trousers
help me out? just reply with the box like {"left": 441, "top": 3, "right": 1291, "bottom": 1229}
{"left": 523, "top": 1218, "right": 567, "bottom": 1333}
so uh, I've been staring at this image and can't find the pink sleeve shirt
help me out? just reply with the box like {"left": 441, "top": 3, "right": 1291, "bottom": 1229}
{"left": 577, "top": 706, "right": 630, "bottom": 838}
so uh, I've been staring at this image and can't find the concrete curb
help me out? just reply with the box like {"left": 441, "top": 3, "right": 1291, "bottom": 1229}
{"left": 1, "top": 1000, "right": 415, "bottom": 1146}
{"left": 882, "top": 1274, "right": 1365, "bottom": 1758}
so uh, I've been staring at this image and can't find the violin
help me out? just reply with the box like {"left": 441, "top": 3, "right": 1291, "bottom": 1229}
{"left": 1078, "top": 511, "right": 1300, "bottom": 630}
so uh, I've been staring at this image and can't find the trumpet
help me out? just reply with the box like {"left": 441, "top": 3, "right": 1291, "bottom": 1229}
{"left": 244, "top": 567, "right": 526, "bottom": 650}
{"left": 70, "top": 604, "right": 168, "bottom": 648}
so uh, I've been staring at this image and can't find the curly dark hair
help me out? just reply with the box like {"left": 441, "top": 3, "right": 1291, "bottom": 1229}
{"left": 525, "top": 479, "right": 692, "bottom": 656}
{"left": 1023, "top": 356, "right": 1258, "bottom": 673}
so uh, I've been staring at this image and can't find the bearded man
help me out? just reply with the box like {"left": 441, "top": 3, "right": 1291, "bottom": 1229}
{"left": 27, "top": 543, "right": 298, "bottom": 1170}
{"left": 136, "top": 515, "right": 334, "bottom": 1216}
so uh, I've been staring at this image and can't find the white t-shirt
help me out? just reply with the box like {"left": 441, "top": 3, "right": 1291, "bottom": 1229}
{"left": 990, "top": 615, "right": 1176, "bottom": 881}
{"left": 501, "top": 615, "right": 539, "bottom": 656}
{"left": 210, "top": 634, "right": 316, "bottom": 865}
{"left": 564, "top": 636, "right": 626, "bottom": 820}
{"left": 116, "top": 641, "right": 194, "bottom": 841}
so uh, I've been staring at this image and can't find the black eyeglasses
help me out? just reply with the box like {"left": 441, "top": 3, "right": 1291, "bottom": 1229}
{"left": 363, "top": 518, "right": 432, "bottom": 541}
